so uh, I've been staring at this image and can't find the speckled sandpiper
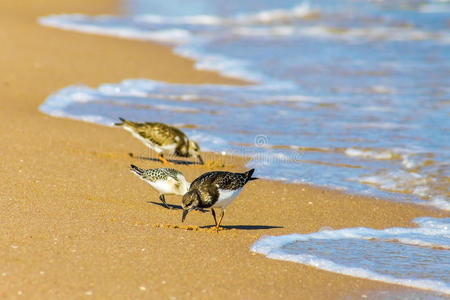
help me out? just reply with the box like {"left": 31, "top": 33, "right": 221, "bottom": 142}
{"left": 130, "top": 164, "right": 190, "bottom": 209}
{"left": 181, "top": 169, "right": 257, "bottom": 230}
{"left": 116, "top": 118, "right": 203, "bottom": 164}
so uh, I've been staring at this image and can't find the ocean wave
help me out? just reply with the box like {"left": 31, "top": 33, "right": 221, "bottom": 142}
{"left": 251, "top": 217, "right": 450, "bottom": 295}
{"left": 135, "top": 3, "right": 316, "bottom": 26}
{"left": 345, "top": 148, "right": 395, "bottom": 160}
{"left": 233, "top": 3, "right": 316, "bottom": 24}
{"left": 233, "top": 25, "right": 450, "bottom": 44}
{"left": 135, "top": 14, "right": 222, "bottom": 25}
{"left": 358, "top": 170, "right": 450, "bottom": 211}
{"left": 38, "top": 5, "right": 450, "bottom": 88}
{"left": 39, "top": 14, "right": 192, "bottom": 45}
{"left": 173, "top": 41, "right": 267, "bottom": 83}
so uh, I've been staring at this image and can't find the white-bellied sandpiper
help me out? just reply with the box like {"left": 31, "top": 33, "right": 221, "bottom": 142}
{"left": 130, "top": 164, "right": 190, "bottom": 209}
{"left": 116, "top": 118, "right": 203, "bottom": 164}
{"left": 181, "top": 169, "right": 257, "bottom": 230}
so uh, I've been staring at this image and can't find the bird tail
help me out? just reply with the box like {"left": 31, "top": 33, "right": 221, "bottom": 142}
{"left": 244, "top": 168, "right": 258, "bottom": 183}
{"left": 114, "top": 117, "right": 134, "bottom": 127}
{"left": 130, "top": 164, "right": 144, "bottom": 176}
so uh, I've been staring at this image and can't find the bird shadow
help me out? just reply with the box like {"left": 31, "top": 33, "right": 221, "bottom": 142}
{"left": 201, "top": 224, "right": 284, "bottom": 231}
{"left": 147, "top": 201, "right": 208, "bottom": 213}
{"left": 129, "top": 153, "right": 201, "bottom": 165}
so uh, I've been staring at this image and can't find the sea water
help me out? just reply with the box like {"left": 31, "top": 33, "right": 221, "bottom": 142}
{"left": 251, "top": 217, "right": 450, "bottom": 296}
{"left": 38, "top": 0, "right": 450, "bottom": 294}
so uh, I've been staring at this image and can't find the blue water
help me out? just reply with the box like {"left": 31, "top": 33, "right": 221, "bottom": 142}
{"left": 38, "top": 1, "right": 450, "bottom": 294}
{"left": 251, "top": 217, "right": 450, "bottom": 296}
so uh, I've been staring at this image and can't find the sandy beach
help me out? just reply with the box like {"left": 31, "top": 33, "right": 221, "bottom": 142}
{"left": 1, "top": 0, "right": 448, "bottom": 298}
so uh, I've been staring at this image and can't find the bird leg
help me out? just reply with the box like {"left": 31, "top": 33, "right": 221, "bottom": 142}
{"left": 159, "top": 194, "right": 171, "bottom": 209}
{"left": 211, "top": 208, "right": 218, "bottom": 228}
{"left": 216, "top": 209, "right": 225, "bottom": 232}
{"left": 157, "top": 154, "right": 170, "bottom": 164}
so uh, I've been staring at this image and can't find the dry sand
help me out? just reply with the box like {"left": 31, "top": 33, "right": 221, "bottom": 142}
{"left": 0, "top": 0, "right": 448, "bottom": 299}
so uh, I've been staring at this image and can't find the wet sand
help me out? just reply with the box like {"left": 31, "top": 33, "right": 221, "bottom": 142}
{"left": 0, "top": 0, "right": 448, "bottom": 298}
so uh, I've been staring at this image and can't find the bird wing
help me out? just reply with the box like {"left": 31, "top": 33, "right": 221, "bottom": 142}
{"left": 139, "top": 169, "right": 160, "bottom": 182}
{"left": 190, "top": 171, "right": 218, "bottom": 190}
{"left": 190, "top": 172, "right": 222, "bottom": 207}
{"left": 169, "top": 127, "right": 190, "bottom": 156}
{"left": 162, "top": 168, "right": 184, "bottom": 182}
{"left": 133, "top": 123, "right": 180, "bottom": 146}
{"left": 215, "top": 173, "right": 247, "bottom": 190}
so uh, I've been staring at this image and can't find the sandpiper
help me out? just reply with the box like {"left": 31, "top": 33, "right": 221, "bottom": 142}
{"left": 115, "top": 118, "right": 203, "bottom": 164}
{"left": 130, "top": 164, "right": 190, "bottom": 209}
{"left": 181, "top": 169, "right": 257, "bottom": 230}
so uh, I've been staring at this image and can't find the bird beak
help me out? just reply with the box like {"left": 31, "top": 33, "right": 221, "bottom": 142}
{"left": 197, "top": 154, "right": 204, "bottom": 165}
{"left": 182, "top": 209, "right": 189, "bottom": 222}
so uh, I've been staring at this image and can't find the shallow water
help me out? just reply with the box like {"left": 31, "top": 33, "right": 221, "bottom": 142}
{"left": 251, "top": 217, "right": 450, "bottom": 295}
{"left": 38, "top": 0, "right": 450, "bottom": 293}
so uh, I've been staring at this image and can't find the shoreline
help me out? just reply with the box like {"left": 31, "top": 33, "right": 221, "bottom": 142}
{"left": 39, "top": 90, "right": 444, "bottom": 214}
{"left": 1, "top": 0, "right": 448, "bottom": 299}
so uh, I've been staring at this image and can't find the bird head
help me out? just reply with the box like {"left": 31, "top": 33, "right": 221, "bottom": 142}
{"left": 188, "top": 140, "right": 203, "bottom": 164}
{"left": 181, "top": 190, "right": 200, "bottom": 222}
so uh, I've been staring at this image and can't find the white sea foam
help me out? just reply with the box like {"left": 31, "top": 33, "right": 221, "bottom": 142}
{"left": 360, "top": 171, "right": 427, "bottom": 193}
{"left": 358, "top": 171, "right": 450, "bottom": 211}
{"left": 135, "top": 14, "right": 222, "bottom": 25}
{"left": 430, "top": 197, "right": 450, "bottom": 211}
{"left": 363, "top": 106, "right": 393, "bottom": 112}
{"left": 345, "top": 148, "right": 393, "bottom": 160}
{"left": 38, "top": 6, "right": 450, "bottom": 89}
{"left": 39, "top": 85, "right": 94, "bottom": 111}
{"left": 368, "top": 85, "right": 395, "bottom": 94}
{"left": 153, "top": 104, "right": 199, "bottom": 113}
{"left": 39, "top": 85, "right": 114, "bottom": 125}
{"left": 234, "top": 3, "right": 315, "bottom": 24}
{"left": 355, "top": 170, "right": 450, "bottom": 210}
{"left": 251, "top": 217, "right": 450, "bottom": 295}
{"left": 338, "top": 121, "right": 413, "bottom": 130}
{"left": 98, "top": 82, "right": 150, "bottom": 98}
{"left": 173, "top": 41, "right": 268, "bottom": 83}
{"left": 419, "top": 3, "right": 450, "bottom": 13}
{"left": 401, "top": 154, "right": 417, "bottom": 169}
{"left": 233, "top": 24, "right": 450, "bottom": 44}
{"left": 136, "top": 3, "right": 315, "bottom": 26}
{"left": 37, "top": 5, "right": 316, "bottom": 83}
{"left": 39, "top": 15, "right": 192, "bottom": 45}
